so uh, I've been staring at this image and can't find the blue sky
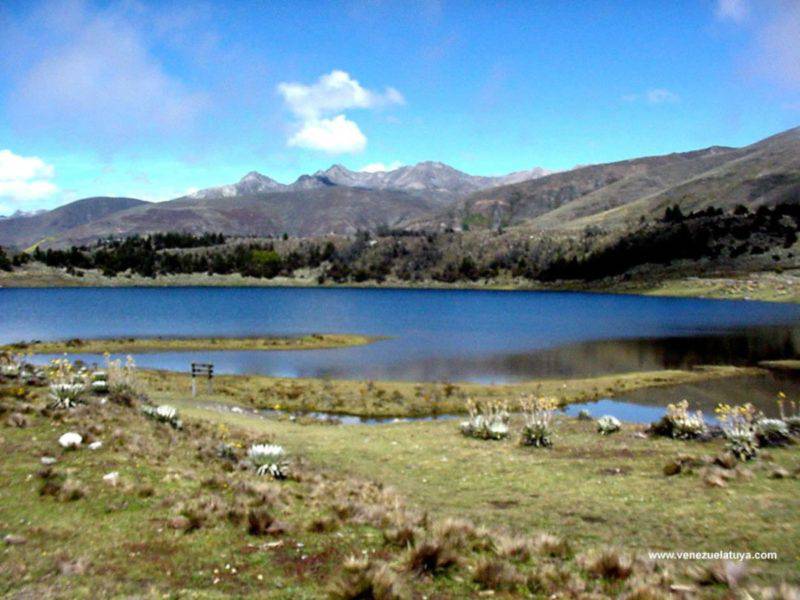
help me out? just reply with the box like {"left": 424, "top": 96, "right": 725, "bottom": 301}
{"left": 0, "top": 0, "right": 799, "bottom": 214}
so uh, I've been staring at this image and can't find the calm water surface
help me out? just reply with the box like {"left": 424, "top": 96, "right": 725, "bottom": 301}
{"left": 1, "top": 286, "right": 799, "bottom": 384}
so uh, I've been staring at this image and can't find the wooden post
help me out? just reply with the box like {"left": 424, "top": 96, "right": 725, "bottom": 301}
{"left": 191, "top": 363, "right": 213, "bottom": 397}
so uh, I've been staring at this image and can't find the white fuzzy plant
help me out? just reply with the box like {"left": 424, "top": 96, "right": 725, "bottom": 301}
{"left": 142, "top": 404, "right": 183, "bottom": 429}
{"left": 247, "top": 444, "right": 289, "bottom": 479}
{"left": 519, "top": 396, "right": 558, "bottom": 447}
{"left": 597, "top": 415, "right": 621, "bottom": 435}
{"left": 47, "top": 358, "right": 89, "bottom": 408}
{"left": 665, "top": 400, "right": 708, "bottom": 439}
{"left": 459, "top": 398, "right": 510, "bottom": 440}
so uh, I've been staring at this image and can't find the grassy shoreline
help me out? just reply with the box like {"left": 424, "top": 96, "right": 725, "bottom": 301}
{"left": 3, "top": 333, "right": 378, "bottom": 355}
{"left": 139, "top": 364, "right": 763, "bottom": 418}
{"left": 2, "top": 263, "right": 800, "bottom": 303}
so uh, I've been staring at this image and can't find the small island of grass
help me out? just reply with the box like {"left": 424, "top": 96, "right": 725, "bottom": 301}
{"left": 3, "top": 333, "right": 379, "bottom": 354}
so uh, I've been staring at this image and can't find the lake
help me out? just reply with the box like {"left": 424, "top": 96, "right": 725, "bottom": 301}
{"left": 2, "top": 287, "right": 799, "bottom": 387}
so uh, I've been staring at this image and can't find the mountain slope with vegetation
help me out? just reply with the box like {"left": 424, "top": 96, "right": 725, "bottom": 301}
{"left": 441, "top": 127, "right": 800, "bottom": 233}
{"left": 0, "top": 197, "right": 149, "bottom": 249}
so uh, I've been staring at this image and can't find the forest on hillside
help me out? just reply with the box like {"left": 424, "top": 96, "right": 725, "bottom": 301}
{"left": 1, "top": 203, "right": 797, "bottom": 284}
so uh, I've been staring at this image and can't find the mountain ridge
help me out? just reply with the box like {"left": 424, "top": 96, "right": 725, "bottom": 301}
{"left": 1, "top": 126, "right": 798, "bottom": 250}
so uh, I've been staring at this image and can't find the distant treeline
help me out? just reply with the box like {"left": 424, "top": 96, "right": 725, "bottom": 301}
{"left": 2, "top": 202, "right": 797, "bottom": 283}
{"left": 537, "top": 203, "right": 799, "bottom": 281}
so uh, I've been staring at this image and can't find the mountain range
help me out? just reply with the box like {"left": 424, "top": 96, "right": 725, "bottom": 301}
{"left": 187, "top": 162, "right": 554, "bottom": 203}
{"left": 0, "top": 126, "right": 798, "bottom": 250}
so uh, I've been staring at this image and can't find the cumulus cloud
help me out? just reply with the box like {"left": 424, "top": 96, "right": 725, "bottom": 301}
{"left": 360, "top": 161, "right": 403, "bottom": 173}
{"left": 288, "top": 115, "right": 367, "bottom": 154}
{"left": 278, "top": 70, "right": 404, "bottom": 154}
{"left": 278, "top": 70, "right": 404, "bottom": 119}
{"left": 0, "top": 150, "right": 59, "bottom": 206}
{"left": 715, "top": 0, "right": 749, "bottom": 23}
{"left": 6, "top": 1, "right": 207, "bottom": 144}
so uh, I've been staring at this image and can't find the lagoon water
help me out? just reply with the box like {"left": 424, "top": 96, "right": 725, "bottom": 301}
{"left": 2, "top": 287, "right": 800, "bottom": 384}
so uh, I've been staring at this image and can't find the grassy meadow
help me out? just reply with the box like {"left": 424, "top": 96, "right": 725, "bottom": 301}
{"left": 1, "top": 357, "right": 799, "bottom": 598}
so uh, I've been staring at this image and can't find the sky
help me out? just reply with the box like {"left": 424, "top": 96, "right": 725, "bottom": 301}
{"left": 0, "top": 0, "right": 799, "bottom": 215}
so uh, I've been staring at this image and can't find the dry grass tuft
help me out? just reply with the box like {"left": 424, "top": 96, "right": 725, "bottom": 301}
{"left": 534, "top": 533, "right": 571, "bottom": 558}
{"left": 472, "top": 557, "right": 524, "bottom": 591}
{"left": 527, "top": 563, "right": 586, "bottom": 596}
{"left": 691, "top": 560, "right": 747, "bottom": 588}
{"left": 383, "top": 522, "right": 418, "bottom": 548}
{"left": 329, "top": 556, "right": 409, "bottom": 600}
{"left": 583, "top": 547, "right": 634, "bottom": 580}
{"left": 432, "top": 517, "right": 476, "bottom": 550}
{"left": 246, "top": 507, "right": 274, "bottom": 536}
{"left": 494, "top": 533, "right": 533, "bottom": 562}
{"left": 620, "top": 583, "right": 673, "bottom": 600}
{"left": 404, "top": 538, "right": 459, "bottom": 577}
{"left": 308, "top": 515, "right": 339, "bottom": 533}
{"left": 58, "top": 478, "right": 87, "bottom": 502}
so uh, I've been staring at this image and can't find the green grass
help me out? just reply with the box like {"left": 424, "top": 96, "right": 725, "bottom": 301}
{"left": 2, "top": 371, "right": 799, "bottom": 598}
{"left": 171, "top": 400, "right": 800, "bottom": 585}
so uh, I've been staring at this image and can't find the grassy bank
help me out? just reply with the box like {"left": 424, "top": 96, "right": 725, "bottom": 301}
{"left": 2, "top": 365, "right": 799, "bottom": 597}
{"left": 3, "top": 333, "right": 377, "bottom": 355}
{"left": 139, "top": 365, "right": 762, "bottom": 418}
{"left": 173, "top": 400, "right": 800, "bottom": 585}
{"left": 2, "top": 263, "right": 800, "bottom": 303}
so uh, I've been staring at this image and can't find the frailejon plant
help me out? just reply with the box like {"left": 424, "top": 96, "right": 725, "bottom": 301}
{"left": 105, "top": 354, "right": 142, "bottom": 404}
{"left": 459, "top": 398, "right": 509, "bottom": 440}
{"left": 777, "top": 392, "right": 800, "bottom": 435}
{"left": 519, "top": 396, "right": 558, "bottom": 447}
{"left": 597, "top": 415, "right": 621, "bottom": 435}
{"left": 654, "top": 399, "right": 707, "bottom": 439}
{"left": 91, "top": 371, "right": 109, "bottom": 394}
{"left": 247, "top": 444, "right": 289, "bottom": 479}
{"left": 142, "top": 404, "right": 183, "bottom": 429}
{"left": 715, "top": 403, "right": 758, "bottom": 460}
{"left": 46, "top": 358, "right": 89, "bottom": 409}
{"left": 0, "top": 351, "right": 26, "bottom": 378}
{"left": 755, "top": 418, "right": 792, "bottom": 447}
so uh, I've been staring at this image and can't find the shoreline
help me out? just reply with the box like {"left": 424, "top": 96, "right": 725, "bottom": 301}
{"left": 139, "top": 364, "right": 764, "bottom": 418}
{"left": 2, "top": 333, "right": 378, "bottom": 355}
{"left": 2, "top": 264, "right": 799, "bottom": 303}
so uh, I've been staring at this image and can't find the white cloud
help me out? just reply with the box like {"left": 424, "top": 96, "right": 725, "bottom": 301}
{"left": 715, "top": 0, "right": 749, "bottom": 23}
{"left": 7, "top": 1, "right": 207, "bottom": 144}
{"left": 0, "top": 150, "right": 59, "bottom": 204}
{"left": 278, "top": 70, "right": 403, "bottom": 154}
{"left": 288, "top": 116, "right": 367, "bottom": 154}
{"left": 360, "top": 161, "right": 403, "bottom": 173}
{"left": 646, "top": 88, "right": 680, "bottom": 104}
{"left": 622, "top": 89, "right": 680, "bottom": 104}
{"left": 278, "top": 70, "right": 404, "bottom": 120}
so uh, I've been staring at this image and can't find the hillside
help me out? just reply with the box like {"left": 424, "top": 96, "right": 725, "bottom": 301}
{"left": 45, "top": 187, "right": 440, "bottom": 245}
{"left": 0, "top": 197, "right": 148, "bottom": 249}
{"left": 434, "top": 126, "right": 800, "bottom": 233}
